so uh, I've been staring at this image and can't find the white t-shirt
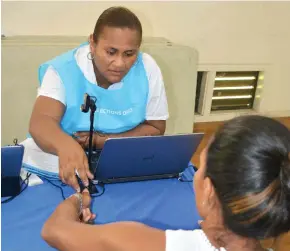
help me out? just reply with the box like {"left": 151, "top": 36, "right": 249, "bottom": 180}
{"left": 166, "top": 230, "right": 227, "bottom": 251}
{"left": 38, "top": 45, "right": 169, "bottom": 121}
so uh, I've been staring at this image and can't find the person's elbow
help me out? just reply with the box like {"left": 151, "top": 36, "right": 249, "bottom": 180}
{"left": 146, "top": 120, "right": 166, "bottom": 136}
{"left": 28, "top": 108, "right": 42, "bottom": 138}
{"left": 28, "top": 112, "right": 49, "bottom": 139}
{"left": 159, "top": 120, "right": 166, "bottom": 135}
{"left": 41, "top": 221, "right": 54, "bottom": 245}
{"left": 41, "top": 220, "right": 67, "bottom": 251}
{"left": 156, "top": 120, "right": 166, "bottom": 135}
{"left": 28, "top": 116, "right": 37, "bottom": 137}
{"left": 41, "top": 218, "right": 64, "bottom": 246}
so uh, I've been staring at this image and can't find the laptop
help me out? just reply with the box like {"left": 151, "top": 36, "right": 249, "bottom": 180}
{"left": 92, "top": 133, "right": 204, "bottom": 184}
{"left": 1, "top": 145, "right": 24, "bottom": 197}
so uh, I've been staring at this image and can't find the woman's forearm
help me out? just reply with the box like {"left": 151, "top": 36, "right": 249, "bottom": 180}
{"left": 29, "top": 115, "right": 73, "bottom": 155}
{"left": 96, "top": 120, "right": 166, "bottom": 148}
{"left": 47, "top": 195, "right": 80, "bottom": 222}
{"left": 42, "top": 220, "right": 166, "bottom": 251}
{"left": 29, "top": 96, "right": 75, "bottom": 155}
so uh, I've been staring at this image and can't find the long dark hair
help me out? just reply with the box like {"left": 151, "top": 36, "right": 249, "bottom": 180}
{"left": 206, "top": 115, "right": 290, "bottom": 239}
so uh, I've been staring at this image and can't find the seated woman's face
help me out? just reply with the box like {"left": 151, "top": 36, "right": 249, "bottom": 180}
{"left": 90, "top": 26, "right": 140, "bottom": 84}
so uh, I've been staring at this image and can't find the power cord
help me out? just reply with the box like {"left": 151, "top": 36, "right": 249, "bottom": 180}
{"left": 1, "top": 173, "right": 31, "bottom": 204}
{"left": 91, "top": 183, "right": 105, "bottom": 198}
{"left": 42, "top": 178, "right": 66, "bottom": 200}
{"left": 43, "top": 177, "right": 105, "bottom": 200}
{"left": 2, "top": 172, "right": 105, "bottom": 204}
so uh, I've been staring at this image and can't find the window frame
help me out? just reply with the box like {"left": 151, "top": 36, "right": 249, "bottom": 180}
{"left": 194, "top": 64, "right": 267, "bottom": 122}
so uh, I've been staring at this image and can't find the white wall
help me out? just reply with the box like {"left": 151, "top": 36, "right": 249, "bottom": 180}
{"left": 2, "top": 1, "right": 290, "bottom": 121}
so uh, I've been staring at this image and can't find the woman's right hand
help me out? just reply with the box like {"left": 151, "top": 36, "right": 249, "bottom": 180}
{"left": 57, "top": 140, "right": 94, "bottom": 191}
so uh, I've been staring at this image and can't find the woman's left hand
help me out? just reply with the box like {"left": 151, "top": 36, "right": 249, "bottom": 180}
{"left": 80, "top": 189, "right": 96, "bottom": 223}
{"left": 73, "top": 131, "right": 99, "bottom": 149}
{"left": 81, "top": 208, "right": 96, "bottom": 223}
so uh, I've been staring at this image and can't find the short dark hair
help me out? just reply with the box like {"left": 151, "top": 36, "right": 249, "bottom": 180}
{"left": 206, "top": 115, "right": 290, "bottom": 239}
{"left": 93, "top": 6, "right": 142, "bottom": 45}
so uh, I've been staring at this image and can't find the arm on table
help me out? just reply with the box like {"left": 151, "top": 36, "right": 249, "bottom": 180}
{"left": 121, "top": 120, "right": 166, "bottom": 136}
{"left": 97, "top": 120, "right": 166, "bottom": 147}
{"left": 42, "top": 194, "right": 166, "bottom": 251}
{"left": 75, "top": 120, "right": 166, "bottom": 149}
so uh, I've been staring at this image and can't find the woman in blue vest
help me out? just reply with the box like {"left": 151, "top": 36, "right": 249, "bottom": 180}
{"left": 29, "top": 7, "right": 169, "bottom": 191}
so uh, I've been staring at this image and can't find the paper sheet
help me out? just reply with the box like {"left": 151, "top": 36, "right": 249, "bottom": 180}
{"left": 20, "top": 138, "right": 59, "bottom": 175}
{"left": 20, "top": 169, "right": 44, "bottom": 186}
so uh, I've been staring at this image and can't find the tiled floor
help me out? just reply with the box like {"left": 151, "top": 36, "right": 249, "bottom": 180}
{"left": 191, "top": 117, "right": 290, "bottom": 251}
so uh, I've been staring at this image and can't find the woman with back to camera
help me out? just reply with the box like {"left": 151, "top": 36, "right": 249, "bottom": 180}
{"left": 41, "top": 115, "right": 290, "bottom": 251}
{"left": 28, "top": 6, "right": 169, "bottom": 191}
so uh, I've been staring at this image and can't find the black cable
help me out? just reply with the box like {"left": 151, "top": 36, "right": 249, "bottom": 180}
{"left": 88, "top": 103, "right": 96, "bottom": 171}
{"left": 43, "top": 177, "right": 105, "bottom": 200}
{"left": 1, "top": 173, "right": 31, "bottom": 204}
{"left": 91, "top": 183, "right": 105, "bottom": 197}
{"left": 42, "top": 178, "right": 66, "bottom": 200}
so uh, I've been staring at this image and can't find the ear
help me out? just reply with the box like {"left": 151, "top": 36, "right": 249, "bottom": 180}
{"left": 89, "top": 34, "right": 96, "bottom": 51}
{"left": 203, "top": 177, "right": 216, "bottom": 208}
{"left": 89, "top": 34, "right": 94, "bottom": 43}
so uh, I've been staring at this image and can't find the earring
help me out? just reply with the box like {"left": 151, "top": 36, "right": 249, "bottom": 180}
{"left": 87, "top": 52, "right": 95, "bottom": 60}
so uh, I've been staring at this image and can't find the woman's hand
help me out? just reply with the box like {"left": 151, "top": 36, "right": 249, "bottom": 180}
{"left": 73, "top": 131, "right": 107, "bottom": 149}
{"left": 57, "top": 139, "right": 94, "bottom": 191}
{"left": 80, "top": 189, "right": 96, "bottom": 223}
